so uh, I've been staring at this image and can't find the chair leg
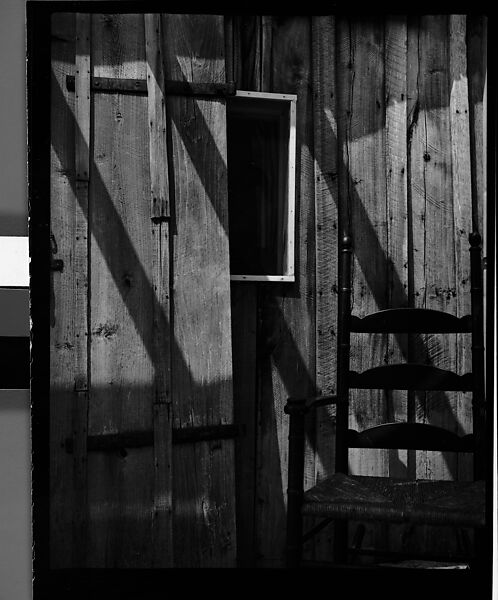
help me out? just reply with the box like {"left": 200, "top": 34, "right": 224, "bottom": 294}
{"left": 333, "top": 520, "right": 349, "bottom": 564}
{"left": 456, "top": 527, "right": 472, "bottom": 559}
{"left": 350, "top": 523, "right": 366, "bottom": 564}
{"left": 285, "top": 400, "right": 306, "bottom": 568}
{"left": 286, "top": 491, "right": 303, "bottom": 568}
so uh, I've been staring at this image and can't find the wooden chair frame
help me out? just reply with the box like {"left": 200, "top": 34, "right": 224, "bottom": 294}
{"left": 285, "top": 232, "right": 486, "bottom": 568}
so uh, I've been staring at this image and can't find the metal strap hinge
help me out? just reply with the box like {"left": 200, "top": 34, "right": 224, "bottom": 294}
{"left": 64, "top": 423, "right": 242, "bottom": 454}
{"left": 66, "top": 75, "right": 236, "bottom": 98}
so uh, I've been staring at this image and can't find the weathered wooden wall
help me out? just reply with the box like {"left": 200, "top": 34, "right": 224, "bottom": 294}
{"left": 227, "top": 14, "right": 486, "bottom": 566}
{"left": 50, "top": 12, "right": 486, "bottom": 569}
{"left": 50, "top": 12, "right": 236, "bottom": 568}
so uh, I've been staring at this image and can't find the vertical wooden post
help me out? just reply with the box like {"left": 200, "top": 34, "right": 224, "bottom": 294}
{"left": 72, "top": 12, "right": 91, "bottom": 567}
{"left": 145, "top": 13, "right": 173, "bottom": 567}
{"left": 284, "top": 399, "right": 306, "bottom": 568}
{"left": 231, "top": 15, "right": 265, "bottom": 566}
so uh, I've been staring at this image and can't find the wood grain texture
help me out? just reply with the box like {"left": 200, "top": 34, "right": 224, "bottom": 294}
{"left": 408, "top": 15, "right": 461, "bottom": 558}
{"left": 255, "top": 16, "right": 316, "bottom": 567}
{"left": 145, "top": 14, "right": 170, "bottom": 218}
{"left": 88, "top": 13, "right": 155, "bottom": 567}
{"left": 341, "top": 17, "right": 389, "bottom": 477}
{"left": 145, "top": 14, "right": 174, "bottom": 566}
{"left": 162, "top": 13, "right": 236, "bottom": 567}
{"left": 49, "top": 11, "right": 77, "bottom": 568}
{"left": 71, "top": 13, "right": 91, "bottom": 567}
{"left": 310, "top": 14, "right": 339, "bottom": 561}
{"left": 235, "top": 16, "right": 262, "bottom": 90}
{"left": 230, "top": 285, "right": 257, "bottom": 566}
{"left": 466, "top": 16, "right": 486, "bottom": 236}
{"left": 261, "top": 16, "right": 272, "bottom": 91}
{"left": 336, "top": 16, "right": 389, "bottom": 560}
{"left": 410, "top": 16, "right": 458, "bottom": 483}
{"left": 384, "top": 15, "right": 409, "bottom": 481}
{"left": 150, "top": 220, "right": 173, "bottom": 567}
{"left": 162, "top": 13, "right": 232, "bottom": 427}
{"left": 448, "top": 15, "right": 473, "bottom": 484}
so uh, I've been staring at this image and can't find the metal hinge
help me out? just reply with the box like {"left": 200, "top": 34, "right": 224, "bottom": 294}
{"left": 66, "top": 75, "right": 236, "bottom": 98}
{"left": 64, "top": 423, "right": 242, "bottom": 454}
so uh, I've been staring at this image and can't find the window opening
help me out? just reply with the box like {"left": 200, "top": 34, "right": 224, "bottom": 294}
{"left": 227, "top": 91, "right": 296, "bottom": 282}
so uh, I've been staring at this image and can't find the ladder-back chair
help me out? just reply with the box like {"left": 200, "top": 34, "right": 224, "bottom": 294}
{"left": 285, "top": 232, "right": 486, "bottom": 568}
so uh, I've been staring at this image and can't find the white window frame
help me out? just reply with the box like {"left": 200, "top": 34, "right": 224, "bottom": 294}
{"left": 228, "top": 90, "right": 297, "bottom": 283}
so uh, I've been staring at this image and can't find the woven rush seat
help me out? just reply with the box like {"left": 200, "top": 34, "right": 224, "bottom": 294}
{"left": 302, "top": 473, "right": 485, "bottom": 528}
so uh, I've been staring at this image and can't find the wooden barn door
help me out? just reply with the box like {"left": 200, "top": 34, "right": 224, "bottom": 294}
{"left": 50, "top": 12, "right": 236, "bottom": 568}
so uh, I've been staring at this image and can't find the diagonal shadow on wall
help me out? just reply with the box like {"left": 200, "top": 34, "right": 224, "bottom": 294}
{"left": 49, "top": 13, "right": 479, "bottom": 566}
{"left": 54, "top": 17, "right": 468, "bottom": 469}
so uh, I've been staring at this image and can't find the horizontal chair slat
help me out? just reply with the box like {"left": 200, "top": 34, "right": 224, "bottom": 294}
{"left": 347, "top": 423, "right": 475, "bottom": 452}
{"left": 349, "top": 364, "right": 473, "bottom": 391}
{"left": 350, "top": 309, "right": 472, "bottom": 333}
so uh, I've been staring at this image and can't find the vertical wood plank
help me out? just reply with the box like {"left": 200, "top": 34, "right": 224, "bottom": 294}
{"left": 406, "top": 15, "right": 420, "bottom": 485}
{"left": 72, "top": 12, "right": 91, "bottom": 567}
{"left": 466, "top": 16, "right": 487, "bottom": 237}
{"left": 145, "top": 14, "right": 170, "bottom": 219}
{"left": 162, "top": 13, "right": 236, "bottom": 567}
{"left": 256, "top": 16, "right": 316, "bottom": 566}
{"left": 224, "top": 15, "right": 234, "bottom": 84}
{"left": 448, "top": 15, "right": 473, "bottom": 484}
{"left": 347, "top": 18, "right": 388, "bottom": 477}
{"left": 49, "top": 11, "right": 76, "bottom": 568}
{"left": 311, "top": 14, "right": 339, "bottom": 561}
{"left": 144, "top": 13, "right": 174, "bottom": 567}
{"left": 337, "top": 16, "right": 389, "bottom": 557}
{"left": 261, "top": 16, "right": 272, "bottom": 91}
{"left": 412, "top": 15, "right": 458, "bottom": 482}
{"left": 466, "top": 17, "right": 487, "bottom": 423}
{"left": 237, "top": 16, "right": 262, "bottom": 90}
{"left": 408, "top": 15, "right": 459, "bottom": 557}
{"left": 384, "top": 16, "right": 408, "bottom": 477}
{"left": 384, "top": 14, "right": 409, "bottom": 556}
{"left": 88, "top": 13, "right": 155, "bottom": 567}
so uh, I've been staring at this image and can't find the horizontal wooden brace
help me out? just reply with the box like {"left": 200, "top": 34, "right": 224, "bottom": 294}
{"left": 66, "top": 75, "right": 236, "bottom": 97}
{"left": 63, "top": 423, "right": 241, "bottom": 453}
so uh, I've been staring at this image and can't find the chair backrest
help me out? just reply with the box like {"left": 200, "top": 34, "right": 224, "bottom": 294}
{"left": 334, "top": 232, "right": 485, "bottom": 480}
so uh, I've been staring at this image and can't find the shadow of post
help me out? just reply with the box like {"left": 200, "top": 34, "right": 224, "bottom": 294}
{"left": 48, "top": 12, "right": 478, "bottom": 566}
